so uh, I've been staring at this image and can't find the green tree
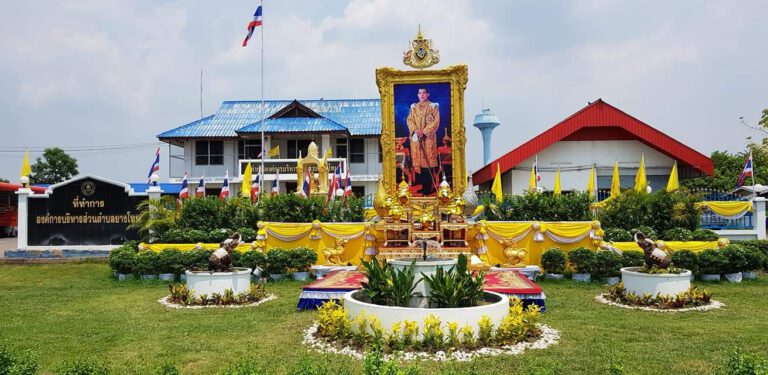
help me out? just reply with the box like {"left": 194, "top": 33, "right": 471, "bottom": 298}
{"left": 682, "top": 145, "right": 768, "bottom": 191}
{"left": 30, "top": 147, "right": 78, "bottom": 184}
{"left": 759, "top": 108, "right": 768, "bottom": 130}
{"left": 0, "top": 178, "right": 8, "bottom": 183}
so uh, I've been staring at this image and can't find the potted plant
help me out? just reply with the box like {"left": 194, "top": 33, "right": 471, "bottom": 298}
{"left": 670, "top": 249, "right": 698, "bottom": 281}
{"left": 265, "top": 248, "right": 290, "bottom": 281}
{"left": 568, "top": 247, "right": 595, "bottom": 282}
{"left": 289, "top": 247, "right": 318, "bottom": 281}
{"left": 698, "top": 249, "right": 726, "bottom": 281}
{"left": 157, "top": 249, "right": 179, "bottom": 281}
{"left": 722, "top": 245, "right": 747, "bottom": 283}
{"left": 135, "top": 251, "right": 160, "bottom": 280}
{"left": 742, "top": 245, "right": 765, "bottom": 280}
{"left": 541, "top": 247, "right": 566, "bottom": 280}
{"left": 238, "top": 250, "right": 267, "bottom": 280}
{"left": 594, "top": 250, "right": 623, "bottom": 285}
{"left": 111, "top": 247, "right": 136, "bottom": 281}
{"left": 621, "top": 251, "right": 645, "bottom": 268}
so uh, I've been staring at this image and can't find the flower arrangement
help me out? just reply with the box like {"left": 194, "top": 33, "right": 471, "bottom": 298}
{"left": 167, "top": 283, "right": 268, "bottom": 306}
{"left": 603, "top": 282, "right": 713, "bottom": 309}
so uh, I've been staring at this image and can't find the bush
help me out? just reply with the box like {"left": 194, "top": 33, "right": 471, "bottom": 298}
{"left": 743, "top": 246, "right": 766, "bottom": 271}
{"left": 0, "top": 341, "right": 38, "bottom": 375}
{"left": 237, "top": 251, "right": 266, "bottom": 271}
{"left": 599, "top": 190, "right": 700, "bottom": 234}
{"left": 480, "top": 191, "right": 592, "bottom": 221}
{"left": 604, "top": 228, "right": 632, "bottom": 242}
{"left": 723, "top": 245, "right": 748, "bottom": 274}
{"left": 692, "top": 228, "right": 719, "bottom": 241}
{"left": 594, "top": 251, "right": 623, "bottom": 278}
{"left": 109, "top": 245, "right": 136, "bottom": 274}
{"left": 720, "top": 348, "right": 767, "bottom": 375}
{"left": 671, "top": 250, "right": 699, "bottom": 274}
{"left": 662, "top": 227, "right": 694, "bottom": 241}
{"left": 157, "top": 248, "right": 181, "bottom": 274}
{"left": 630, "top": 226, "right": 657, "bottom": 241}
{"left": 134, "top": 251, "right": 160, "bottom": 275}
{"left": 568, "top": 247, "right": 596, "bottom": 274}
{"left": 178, "top": 197, "right": 226, "bottom": 233}
{"left": 56, "top": 359, "right": 111, "bottom": 375}
{"left": 289, "top": 247, "right": 318, "bottom": 272}
{"left": 185, "top": 248, "right": 213, "bottom": 271}
{"left": 699, "top": 249, "right": 727, "bottom": 275}
{"left": 238, "top": 228, "right": 258, "bottom": 242}
{"left": 621, "top": 251, "right": 645, "bottom": 268}
{"left": 264, "top": 248, "right": 290, "bottom": 275}
{"left": 540, "top": 248, "right": 566, "bottom": 274}
{"left": 207, "top": 228, "right": 232, "bottom": 244}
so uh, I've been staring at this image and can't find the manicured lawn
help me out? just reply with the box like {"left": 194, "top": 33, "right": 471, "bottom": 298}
{"left": 1, "top": 263, "right": 767, "bottom": 374}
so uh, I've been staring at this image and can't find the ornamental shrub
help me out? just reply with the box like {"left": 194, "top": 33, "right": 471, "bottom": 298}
{"left": 621, "top": 251, "right": 645, "bottom": 268}
{"left": 662, "top": 227, "right": 694, "bottom": 241}
{"left": 671, "top": 250, "right": 699, "bottom": 274}
{"left": 237, "top": 250, "right": 266, "bottom": 272}
{"left": 184, "top": 248, "right": 213, "bottom": 271}
{"left": 742, "top": 246, "right": 766, "bottom": 271}
{"left": 207, "top": 228, "right": 232, "bottom": 243}
{"left": 604, "top": 228, "right": 632, "bottom": 242}
{"left": 109, "top": 245, "right": 136, "bottom": 274}
{"left": 698, "top": 249, "right": 727, "bottom": 275}
{"left": 178, "top": 197, "right": 226, "bottom": 233}
{"left": 568, "top": 247, "right": 596, "bottom": 274}
{"left": 238, "top": 227, "right": 258, "bottom": 242}
{"left": 594, "top": 250, "right": 623, "bottom": 278}
{"left": 723, "top": 245, "right": 748, "bottom": 274}
{"left": 598, "top": 190, "right": 700, "bottom": 234}
{"left": 692, "top": 228, "right": 719, "bottom": 241}
{"left": 480, "top": 191, "right": 591, "bottom": 221}
{"left": 540, "top": 248, "right": 567, "bottom": 274}
{"left": 157, "top": 248, "right": 181, "bottom": 274}
{"left": 289, "top": 247, "right": 318, "bottom": 272}
{"left": 135, "top": 251, "right": 160, "bottom": 275}
{"left": 630, "top": 226, "right": 658, "bottom": 241}
{"left": 264, "top": 248, "right": 290, "bottom": 275}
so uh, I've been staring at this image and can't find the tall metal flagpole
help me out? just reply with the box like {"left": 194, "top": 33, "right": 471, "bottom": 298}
{"left": 259, "top": 1, "right": 266, "bottom": 200}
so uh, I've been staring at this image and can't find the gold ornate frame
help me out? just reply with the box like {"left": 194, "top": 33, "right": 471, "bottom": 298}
{"left": 375, "top": 64, "right": 468, "bottom": 194}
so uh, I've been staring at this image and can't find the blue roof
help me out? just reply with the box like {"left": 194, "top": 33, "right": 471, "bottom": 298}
{"left": 130, "top": 183, "right": 183, "bottom": 194}
{"left": 238, "top": 117, "right": 347, "bottom": 133}
{"left": 157, "top": 99, "right": 381, "bottom": 139}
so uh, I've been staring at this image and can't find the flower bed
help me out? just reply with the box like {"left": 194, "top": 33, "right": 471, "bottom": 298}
{"left": 164, "top": 283, "right": 270, "bottom": 307}
{"left": 598, "top": 282, "right": 721, "bottom": 311}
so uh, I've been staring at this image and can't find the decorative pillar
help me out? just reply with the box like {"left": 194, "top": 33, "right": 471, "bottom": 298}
{"left": 15, "top": 188, "right": 31, "bottom": 250}
{"left": 754, "top": 197, "right": 766, "bottom": 240}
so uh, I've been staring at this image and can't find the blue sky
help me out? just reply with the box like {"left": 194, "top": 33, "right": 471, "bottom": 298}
{"left": 1, "top": 0, "right": 766, "bottom": 182}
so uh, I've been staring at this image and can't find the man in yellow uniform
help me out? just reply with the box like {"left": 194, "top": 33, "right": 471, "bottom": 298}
{"left": 406, "top": 87, "right": 440, "bottom": 196}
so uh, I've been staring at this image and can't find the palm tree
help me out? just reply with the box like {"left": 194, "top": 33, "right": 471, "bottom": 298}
{"left": 129, "top": 196, "right": 179, "bottom": 242}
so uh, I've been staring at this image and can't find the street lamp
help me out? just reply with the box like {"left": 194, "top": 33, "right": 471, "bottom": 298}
{"left": 150, "top": 173, "right": 159, "bottom": 187}
{"left": 20, "top": 175, "right": 29, "bottom": 188}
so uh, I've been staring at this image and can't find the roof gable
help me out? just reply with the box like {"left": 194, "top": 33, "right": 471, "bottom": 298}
{"left": 472, "top": 99, "right": 714, "bottom": 185}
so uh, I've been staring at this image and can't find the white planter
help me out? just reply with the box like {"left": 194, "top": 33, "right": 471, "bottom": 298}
{"left": 293, "top": 271, "right": 311, "bottom": 281}
{"left": 179, "top": 274, "right": 187, "bottom": 282}
{"left": 620, "top": 267, "right": 691, "bottom": 297}
{"left": 724, "top": 272, "right": 742, "bottom": 283}
{"left": 141, "top": 274, "right": 158, "bottom": 280}
{"left": 390, "top": 258, "right": 458, "bottom": 307}
{"left": 572, "top": 273, "right": 591, "bottom": 282}
{"left": 117, "top": 273, "right": 133, "bottom": 281}
{"left": 344, "top": 291, "right": 509, "bottom": 339}
{"left": 544, "top": 273, "right": 564, "bottom": 280}
{"left": 269, "top": 273, "right": 288, "bottom": 281}
{"left": 605, "top": 276, "right": 620, "bottom": 286}
{"left": 185, "top": 267, "right": 252, "bottom": 298}
{"left": 743, "top": 271, "right": 757, "bottom": 280}
{"left": 701, "top": 274, "right": 721, "bottom": 282}
{"left": 158, "top": 273, "right": 175, "bottom": 281}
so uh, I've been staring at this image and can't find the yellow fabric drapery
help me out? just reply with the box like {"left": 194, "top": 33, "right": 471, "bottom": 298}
{"left": 610, "top": 240, "right": 723, "bottom": 253}
{"left": 142, "top": 243, "right": 255, "bottom": 253}
{"left": 695, "top": 201, "right": 753, "bottom": 219}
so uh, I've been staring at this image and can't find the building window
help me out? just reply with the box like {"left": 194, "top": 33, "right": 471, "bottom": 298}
{"left": 350, "top": 138, "right": 365, "bottom": 163}
{"left": 195, "top": 140, "right": 224, "bottom": 165}
{"left": 336, "top": 138, "right": 348, "bottom": 159}
{"left": 378, "top": 142, "right": 383, "bottom": 163}
{"left": 352, "top": 186, "right": 365, "bottom": 196}
{"left": 287, "top": 139, "right": 313, "bottom": 159}
{"left": 238, "top": 139, "right": 262, "bottom": 160}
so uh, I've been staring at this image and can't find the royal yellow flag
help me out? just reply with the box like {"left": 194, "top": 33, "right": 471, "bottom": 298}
{"left": 20, "top": 150, "right": 31, "bottom": 178}
{"left": 268, "top": 145, "right": 280, "bottom": 158}
{"left": 610, "top": 160, "right": 620, "bottom": 198}
{"left": 587, "top": 166, "right": 596, "bottom": 198}
{"left": 491, "top": 162, "right": 503, "bottom": 203}
{"left": 667, "top": 161, "right": 679, "bottom": 192}
{"left": 634, "top": 154, "right": 647, "bottom": 192}
{"left": 528, "top": 163, "right": 537, "bottom": 191}
{"left": 325, "top": 149, "right": 332, "bottom": 159}
{"left": 241, "top": 163, "right": 253, "bottom": 198}
{"left": 553, "top": 168, "right": 561, "bottom": 196}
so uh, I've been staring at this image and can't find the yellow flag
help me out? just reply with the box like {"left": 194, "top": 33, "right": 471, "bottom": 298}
{"left": 667, "top": 161, "right": 679, "bottom": 192}
{"left": 610, "top": 160, "right": 620, "bottom": 198}
{"left": 553, "top": 168, "right": 561, "bottom": 196}
{"left": 634, "top": 154, "right": 647, "bottom": 193}
{"left": 528, "top": 163, "right": 537, "bottom": 191}
{"left": 268, "top": 145, "right": 280, "bottom": 158}
{"left": 241, "top": 163, "right": 253, "bottom": 198}
{"left": 587, "top": 166, "right": 596, "bottom": 198}
{"left": 491, "top": 162, "right": 503, "bottom": 203}
{"left": 325, "top": 149, "right": 332, "bottom": 159}
{"left": 20, "top": 150, "right": 31, "bottom": 178}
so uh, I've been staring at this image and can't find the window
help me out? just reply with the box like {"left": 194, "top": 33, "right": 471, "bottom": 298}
{"left": 195, "top": 140, "right": 224, "bottom": 165}
{"left": 238, "top": 139, "right": 262, "bottom": 160}
{"left": 378, "top": 142, "right": 383, "bottom": 163}
{"left": 351, "top": 186, "right": 365, "bottom": 196}
{"left": 336, "top": 138, "right": 348, "bottom": 159}
{"left": 350, "top": 138, "right": 365, "bottom": 163}
{"left": 287, "top": 139, "right": 313, "bottom": 159}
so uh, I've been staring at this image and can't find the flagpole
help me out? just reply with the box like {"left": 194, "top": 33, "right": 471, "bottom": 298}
{"left": 259, "top": 0, "right": 266, "bottom": 201}
{"left": 750, "top": 150, "right": 756, "bottom": 199}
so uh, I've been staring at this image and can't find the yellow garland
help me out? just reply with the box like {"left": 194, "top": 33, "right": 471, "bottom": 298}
{"left": 694, "top": 201, "right": 753, "bottom": 218}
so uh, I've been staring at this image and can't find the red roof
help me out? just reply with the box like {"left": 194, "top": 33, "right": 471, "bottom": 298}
{"left": 0, "top": 183, "right": 46, "bottom": 193}
{"left": 472, "top": 99, "right": 714, "bottom": 185}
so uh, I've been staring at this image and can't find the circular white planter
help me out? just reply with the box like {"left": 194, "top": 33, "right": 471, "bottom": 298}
{"left": 344, "top": 291, "right": 509, "bottom": 339}
{"left": 390, "top": 258, "right": 458, "bottom": 308}
{"left": 724, "top": 272, "right": 742, "bottom": 283}
{"left": 544, "top": 273, "right": 564, "bottom": 280}
{"left": 700, "top": 274, "right": 720, "bottom": 282}
{"left": 620, "top": 267, "right": 691, "bottom": 297}
{"left": 185, "top": 267, "right": 252, "bottom": 298}
{"left": 743, "top": 271, "right": 757, "bottom": 280}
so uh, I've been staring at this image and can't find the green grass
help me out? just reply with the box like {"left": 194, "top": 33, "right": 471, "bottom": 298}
{"left": 1, "top": 264, "right": 767, "bottom": 374}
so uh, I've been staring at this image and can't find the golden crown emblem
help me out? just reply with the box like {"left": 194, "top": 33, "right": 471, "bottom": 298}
{"left": 403, "top": 25, "right": 440, "bottom": 69}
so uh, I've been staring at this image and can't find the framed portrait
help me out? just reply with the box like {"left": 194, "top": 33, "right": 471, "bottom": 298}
{"left": 376, "top": 65, "right": 468, "bottom": 197}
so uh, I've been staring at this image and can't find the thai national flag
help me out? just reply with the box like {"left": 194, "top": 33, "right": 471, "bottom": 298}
{"left": 301, "top": 168, "right": 311, "bottom": 198}
{"left": 220, "top": 170, "right": 230, "bottom": 199}
{"left": 738, "top": 151, "right": 754, "bottom": 187}
{"left": 534, "top": 156, "right": 541, "bottom": 182}
{"left": 196, "top": 176, "right": 205, "bottom": 197}
{"left": 242, "top": 3, "right": 262, "bottom": 47}
{"left": 272, "top": 172, "right": 279, "bottom": 196}
{"left": 344, "top": 167, "right": 352, "bottom": 197}
{"left": 327, "top": 165, "right": 341, "bottom": 202}
{"left": 146, "top": 147, "right": 160, "bottom": 183}
{"left": 251, "top": 170, "right": 260, "bottom": 203}
{"left": 178, "top": 173, "right": 189, "bottom": 201}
